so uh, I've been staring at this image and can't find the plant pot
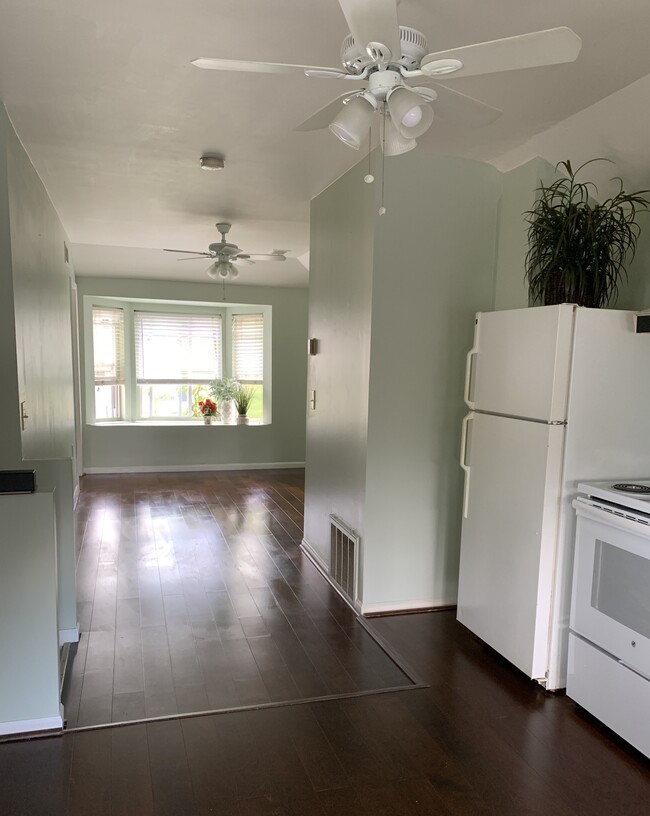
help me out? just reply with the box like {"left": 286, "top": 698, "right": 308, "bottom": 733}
{"left": 220, "top": 400, "right": 234, "bottom": 424}
{"left": 203, "top": 415, "right": 213, "bottom": 425}
{"left": 237, "top": 414, "right": 249, "bottom": 425}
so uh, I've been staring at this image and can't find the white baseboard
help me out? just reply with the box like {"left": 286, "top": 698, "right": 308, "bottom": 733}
{"left": 301, "top": 539, "right": 455, "bottom": 617}
{"left": 59, "top": 625, "right": 80, "bottom": 646}
{"left": 360, "top": 598, "right": 456, "bottom": 615}
{"left": 300, "top": 538, "right": 328, "bottom": 573}
{"left": 84, "top": 461, "right": 305, "bottom": 475}
{"left": 73, "top": 484, "right": 80, "bottom": 508}
{"left": 300, "top": 539, "right": 363, "bottom": 614}
{"left": 0, "top": 712, "right": 64, "bottom": 737}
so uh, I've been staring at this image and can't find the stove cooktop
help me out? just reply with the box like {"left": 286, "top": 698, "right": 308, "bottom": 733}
{"left": 578, "top": 479, "right": 650, "bottom": 514}
{"left": 611, "top": 482, "right": 650, "bottom": 495}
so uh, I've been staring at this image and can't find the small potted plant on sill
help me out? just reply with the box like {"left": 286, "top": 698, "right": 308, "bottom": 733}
{"left": 209, "top": 377, "right": 239, "bottom": 424}
{"left": 233, "top": 385, "right": 255, "bottom": 425}
{"left": 198, "top": 398, "right": 218, "bottom": 425}
{"left": 525, "top": 158, "right": 650, "bottom": 308}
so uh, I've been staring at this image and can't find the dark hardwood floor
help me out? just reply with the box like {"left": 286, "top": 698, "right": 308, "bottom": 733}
{"left": 1, "top": 469, "right": 648, "bottom": 815}
{"left": 63, "top": 470, "right": 413, "bottom": 728}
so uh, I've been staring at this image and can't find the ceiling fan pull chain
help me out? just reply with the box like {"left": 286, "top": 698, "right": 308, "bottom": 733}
{"left": 364, "top": 126, "right": 374, "bottom": 184}
{"left": 378, "top": 105, "right": 387, "bottom": 216}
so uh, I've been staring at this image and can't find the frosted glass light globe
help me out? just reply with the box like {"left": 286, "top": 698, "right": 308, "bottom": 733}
{"left": 401, "top": 105, "right": 423, "bottom": 128}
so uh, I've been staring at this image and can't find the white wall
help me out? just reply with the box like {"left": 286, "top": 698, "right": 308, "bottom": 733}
{"left": 76, "top": 276, "right": 308, "bottom": 470}
{"left": 362, "top": 154, "right": 501, "bottom": 609}
{"left": 302, "top": 156, "right": 375, "bottom": 568}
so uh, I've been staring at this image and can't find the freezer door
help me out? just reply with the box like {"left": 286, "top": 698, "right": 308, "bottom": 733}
{"left": 466, "top": 304, "right": 575, "bottom": 421}
{"left": 457, "top": 412, "right": 565, "bottom": 681}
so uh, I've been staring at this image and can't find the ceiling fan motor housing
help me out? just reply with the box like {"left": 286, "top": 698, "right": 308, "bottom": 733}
{"left": 340, "top": 26, "right": 428, "bottom": 74}
{"left": 208, "top": 242, "right": 239, "bottom": 256}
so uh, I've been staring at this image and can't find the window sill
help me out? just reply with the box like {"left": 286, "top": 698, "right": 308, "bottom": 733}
{"left": 89, "top": 420, "right": 269, "bottom": 427}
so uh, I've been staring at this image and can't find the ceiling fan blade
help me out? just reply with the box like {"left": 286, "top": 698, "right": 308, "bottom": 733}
{"left": 427, "top": 83, "right": 502, "bottom": 129}
{"left": 295, "top": 92, "right": 359, "bottom": 132}
{"left": 338, "top": 0, "right": 401, "bottom": 59}
{"left": 240, "top": 253, "right": 288, "bottom": 262}
{"left": 191, "top": 57, "right": 348, "bottom": 78}
{"left": 163, "top": 248, "right": 213, "bottom": 257}
{"left": 420, "top": 27, "right": 582, "bottom": 79}
{"left": 177, "top": 255, "right": 215, "bottom": 261}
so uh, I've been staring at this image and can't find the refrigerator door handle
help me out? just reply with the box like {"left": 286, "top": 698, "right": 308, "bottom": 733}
{"left": 464, "top": 345, "right": 478, "bottom": 410}
{"left": 460, "top": 412, "right": 474, "bottom": 518}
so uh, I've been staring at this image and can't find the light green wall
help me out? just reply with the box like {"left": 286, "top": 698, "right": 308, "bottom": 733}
{"left": 363, "top": 154, "right": 501, "bottom": 608}
{"left": 493, "top": 157, "right": 556, "bottom": 310}
{"left": 0, "top": 106, "right": 22, "bottom": 465}
{"left": 304, "top": 152, "right": 502, "bottom": 610}
{"left": 0, "top": 103, "right": 77, "bottom": 638}
{"left": 76, "top": 277, "right": 308, "bottom": 469}
{"left": 616, "top": 227, "right": 650, "bottom": 310}
{"left": 303, "top": 156, "right": 375, "bottom": 568}
{"left": 0, "top": 491, "right": 62, "bottom": 730}
{"left": 6, "top": 123, "right": 75, "bottom": 461}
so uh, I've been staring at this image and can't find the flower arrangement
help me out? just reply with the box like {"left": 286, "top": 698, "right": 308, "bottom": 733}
{"left": 198, "top": 398, "right": 218, "bottom": 417}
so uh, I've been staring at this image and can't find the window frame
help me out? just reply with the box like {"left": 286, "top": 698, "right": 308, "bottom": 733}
{"left": 84, "top": 296, "right": 272, "bottom": 425}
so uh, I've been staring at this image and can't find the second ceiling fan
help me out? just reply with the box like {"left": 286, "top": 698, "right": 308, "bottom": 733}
{"left": 192, "top": 0, "right": 582, "bottom": 156}
{"left": 164, "top": 222, "right": 289, "bottom": 280}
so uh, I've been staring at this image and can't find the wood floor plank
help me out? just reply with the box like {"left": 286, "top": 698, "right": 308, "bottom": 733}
{"left": 67, "top": 730, "right": 112, "bottom": 816}
{"left": 284, "top": 705, "right": 350, "bottom": 793}
{"left": 146, "top": 720, "right": 196, "bottom": 816}
{"left": 110, "top": 724, "right": 154, "bottom": 815}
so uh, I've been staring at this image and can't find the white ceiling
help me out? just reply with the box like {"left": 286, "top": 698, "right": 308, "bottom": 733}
{"left": 1, "top": 0, "right": 650, "bottom": 286}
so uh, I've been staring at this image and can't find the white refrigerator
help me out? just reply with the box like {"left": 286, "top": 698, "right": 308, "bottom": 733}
{"left": 457, "top": 304, "right": 650, "bottom": 690}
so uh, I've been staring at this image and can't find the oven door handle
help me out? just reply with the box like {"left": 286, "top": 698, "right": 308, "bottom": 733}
{"left": 573, "top": 498, "right": 650, "bottom": 538}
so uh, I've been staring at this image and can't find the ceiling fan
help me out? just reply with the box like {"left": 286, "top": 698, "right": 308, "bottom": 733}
{"left": 164, "top": 222, "right": 289, "bottom": 280}
{"left": 192, "top": 0, "right": 582, "bottom": 156}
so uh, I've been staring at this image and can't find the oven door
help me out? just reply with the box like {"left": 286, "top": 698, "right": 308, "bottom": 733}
{"left": 571, "top": 500, "right": 650, "bottom": 680}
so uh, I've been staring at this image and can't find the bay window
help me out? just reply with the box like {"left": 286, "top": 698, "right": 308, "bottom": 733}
{"left": 86, "top": 298, "right": 270, "bottom": 424}
{"left": 134, "top": 311, "right": 223, "bottom": 419}
{"left": 91, "top": 307, "right": 125, "bottom": 419}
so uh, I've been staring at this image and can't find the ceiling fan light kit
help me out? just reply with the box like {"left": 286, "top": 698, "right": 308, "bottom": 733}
{"left": 329, "top": 94, "right": 376, "bottom": 149}
{"left": 193, "top": 0, "right": 582, "bottom": 163}
{"left": 382, "top": 117, "right": 417, "bottom": 156}
{"left": 386, "top": 85, "right": 434, "bottom": 138}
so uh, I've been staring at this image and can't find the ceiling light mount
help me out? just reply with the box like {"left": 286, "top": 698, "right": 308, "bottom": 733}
{"left": 199, "top": 154, "right": 225, "bottom": 171}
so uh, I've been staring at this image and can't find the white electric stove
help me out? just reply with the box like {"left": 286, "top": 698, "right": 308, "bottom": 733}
{"left": 568, "top": 480, "right": 650, "bottom": 758}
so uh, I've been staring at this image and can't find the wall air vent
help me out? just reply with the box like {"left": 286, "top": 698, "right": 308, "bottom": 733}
{"left": 329, "top": 515, "right": 359, "bottom": 607}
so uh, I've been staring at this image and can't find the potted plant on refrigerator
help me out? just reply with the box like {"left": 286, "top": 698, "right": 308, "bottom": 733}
{"left": 524, "top": 159, "right": 650, "bottom": 307}
{"left": 209, "top": 377, "right": 239, "bottom": 424}
{"left": 233, "top": 385, "right": 255, "bottom": 425}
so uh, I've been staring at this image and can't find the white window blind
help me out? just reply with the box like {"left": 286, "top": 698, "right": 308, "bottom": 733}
{"left": 232, "top": 313, "right": 264, "bottom": 383}
{"left": 134, "top": 311, "right": 222, "bottom": 383}
{"left": 92, "top": 307, "right": 125, "bottom": 385}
